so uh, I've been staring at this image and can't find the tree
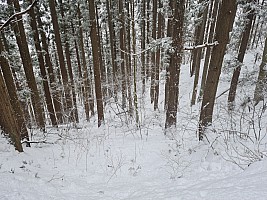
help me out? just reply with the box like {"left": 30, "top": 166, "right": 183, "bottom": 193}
{"left": 48, "top": 0, "right": 73, "bottom": 123}
{"left": 28, "top": 0, "right": 57, "bottom": 126}
{"left": 165, "top": 0, "right": 185, "bottom": 129}
{"left": 0, "top": 67, "right": 23, "bottom": 152}
{"left": 199, "top": 0, "right": 237, "bottom": 140}
{"left": 228, "top": 0, "right": 256, "bottom": 109}
{"left": 254, "top": 35, "right": 267, "bottom": 104}
{"left": 88, "top": 0, "right": 104, "bottom": 127}
{"left": 8, "top": 0, "right": 45, "bottom": 129}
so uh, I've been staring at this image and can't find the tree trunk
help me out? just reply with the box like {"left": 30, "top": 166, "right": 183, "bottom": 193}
{"left": 199, "top": 0, "right": 237, "bottom": 140}
{"left": 165, "top": 0, "right": 185, "bottom": 129}
{"left": 9, "top": 0, "right": 45, "bottom": 130}
{"left": 0, "top": 69, "right": 23, "bottom": 152}
{"left": 228, "top": 1, "right": 255, "bottom": 109}
{"left": 0, "top": 36, "right": 29, "bottom": 143}
{"left": 88, "top": 0, "right": 104, "bottom": 127}
{"left": 254, "top": 35, "right": 267, "bottom": 104}
{"left": 28, "top": 1, "right": 57, "bottom": 126}
{"left": 48, "top": 0, "right": 73, "bottom": 123}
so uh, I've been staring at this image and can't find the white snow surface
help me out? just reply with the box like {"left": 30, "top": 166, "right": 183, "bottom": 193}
{"left": 1, "top": 52, "right": 267, "bottom": 200}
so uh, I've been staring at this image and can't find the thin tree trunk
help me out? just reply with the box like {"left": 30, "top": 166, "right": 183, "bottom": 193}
{"left": 48, "top": 0, "right": 73, "bottom": 123}
{"left": 228, "top": 1, "right": 255, "bottom": 109}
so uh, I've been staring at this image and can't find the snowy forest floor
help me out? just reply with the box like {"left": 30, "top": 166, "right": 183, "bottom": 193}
{"left": 1, "top": 51, "right": 267, "bottom": 199}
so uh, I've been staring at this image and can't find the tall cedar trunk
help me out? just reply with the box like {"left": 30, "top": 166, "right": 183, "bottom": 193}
{"left": 154, "top": 0, "right": 162, "bottom": 110}
{"left": 48, "top": 0, "right": 73, "bottom": 123}
{"left": 126, "top": 1, "right": 133, "bottom": 116}
{"left": 191, "top": 0, "right": 209, "bottom": 106}
{"left": 119, "top": 0, "right": 127, "bottom": 109}
{"left": 9, "top": 0, "right": 45, "bottom": 129}
{"left": 58, "top": 0, "right": 79, "bottom": 123}
{"left": 88, "top": 0, "right": 104, "bottom": 127}
{"left": 228, "top": 1, "right": 255, "bottom": 109}
{"left": 106, "top": 0, "right": 118, "bottom": 100}
{"left": 0, "top": 69, "right": 23, "bottom": 152}
{"left": 0, "top": 36, "right": 29, "bottom": 142}
{"left": 71, "top": 21, "right": 83, "bottom": 101}
{"left": 254, "top": 35, "right": 267, "bottom": 104}
{"left": 199, "top": 0, "right": 237, "bottom": 140}
{"left": 28, "top": 1, "right": 57, "bottom": 126}
{"left": 95, "top": 3, "right": 107, "bottom": 102}
{"left": 165, "top": 0, "right": 185, "bottom": 129}
{"left": 199, "top": 0, "right": 219, "bottom": 101}
{"left": 146, "top": 0, "right": 151, "bottom": 79}
{"left": 164, "top": 1, "right": 174, "bottom": 111}
{"left": 77, "top": 4, "right": 91, "bottom": 121}
{"left": 130, "top": 0, "right": 140, "bottom": 125}
{"left": 35, "top": 10, "right": 63, "bottom": 124}
{"left": 5, "top": 38, "right": 32, "bottom": 128}
{"left": 141, "top": 0, "right": 146, "bottom": 94}
{"left": 150, "top": 0, "right": 157, "bottom": 104}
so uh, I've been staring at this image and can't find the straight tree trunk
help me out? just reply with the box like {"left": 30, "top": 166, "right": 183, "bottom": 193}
{"left": 228, "top": 1, "right": 255, "bottom": 109}
{"left": 0, "top": 69, "right": 23, "bottom": 152}
{"left": 35, "top": 9, "right": 63, "bottom": 124}
{"left": 28, "top": 1, "right": 57, "bottom": 126}
{"left": 48, "top": 0, "right": 73, "bottom": 123}
{"left": 165, "top": 0, "right": 185, "bottom": 128}
{"left": 254, "top": 35, "right": 267, "bottom": 104}
{"left": 0, "top": 36, "right": 29, "bottom": 143}
{"left": 199, "top": 0, "right": 237, "bottom": 140}
{"left": 88, "top": 0, "right": 104, "bottom": 127}
{"left": 9, "top": 0, "right": 45, "bottom": 130}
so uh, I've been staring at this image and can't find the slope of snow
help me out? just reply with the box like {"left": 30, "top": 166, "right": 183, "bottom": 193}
{"left": 1, "top": 50, "right": 267, "bottom": 199}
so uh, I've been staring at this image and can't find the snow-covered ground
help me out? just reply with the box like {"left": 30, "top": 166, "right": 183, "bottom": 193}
{"left": 1, "top": 52, "right": 267, "bottom": 199}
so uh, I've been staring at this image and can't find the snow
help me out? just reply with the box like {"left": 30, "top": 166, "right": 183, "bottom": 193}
{"left": 1, "top": 51, "right": 267, "bottom": 199}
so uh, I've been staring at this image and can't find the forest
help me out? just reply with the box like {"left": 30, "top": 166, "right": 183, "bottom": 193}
{"left": 0, "top": 0, "right": 267, "bottom": 199}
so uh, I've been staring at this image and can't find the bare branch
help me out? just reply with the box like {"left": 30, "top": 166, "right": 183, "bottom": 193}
{"left": 0, "top": 0, "right": 38, "bottom": 32}
{"left": 184, "top": 41, "right": 219, "bottom": 50}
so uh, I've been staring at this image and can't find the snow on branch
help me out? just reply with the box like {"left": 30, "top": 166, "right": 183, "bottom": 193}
{"left": 184, "top": 41, "right": 219, "bottom": 50}
{"left": 0, "top": 0, "right": 38, "bottom": 32}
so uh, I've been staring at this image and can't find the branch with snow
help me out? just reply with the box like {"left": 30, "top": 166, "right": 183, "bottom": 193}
{"left": 0, "top": 0, "right": 38, "bottom": 32}
{"left": 184, "top": 41, "right": 219, "bottom": 50}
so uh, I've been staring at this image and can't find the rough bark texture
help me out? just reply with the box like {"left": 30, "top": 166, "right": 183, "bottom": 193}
{"left": 0, "top": 70, "right": 23, "bottom": 152}
{"left": 199, "top": 0, "right": 237, "bottom": 140}
{"left": 9, "top": 0, "right": 45, "bottom": 129}
{"left": 48, "top": 0, "right": 73, "bottom": 122}
{"left": 228, "top": 1, "right": 255, "bottom": 109}
{"left": 88, "top": 0, "right": 104, "bottom": 127}
{"left": 165, "top": 0, "right": 185, "bottom": 129}
{"left": 28, "top": 1, "right": 57, "bottom": 126}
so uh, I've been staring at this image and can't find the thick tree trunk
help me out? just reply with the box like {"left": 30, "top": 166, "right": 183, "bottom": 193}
{"left": 28, "top": 2, "right": 57, "bottom": 126}
{"left": 0, "top": 36, "right": 29, "bottom": 143}
{"left": 0, "top": 70, "right": 23, "bottom": 152}
{"left": 88, "top": 0, "right": 104, "bottom": 127}
{"left": 199, "top": 0, "right": 237, "bottom": 140}
{"left": 165, "top": 0, "right": 185, "bottom": 129}
{"left": 9, "top": 0, "right": 45, "bottom": 130}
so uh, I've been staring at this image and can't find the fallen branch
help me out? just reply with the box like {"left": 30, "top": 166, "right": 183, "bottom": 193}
{"left": 184, "top": 41, "right": 219, "bottom": 50}
{"left": 21, "top": 140, "right": 53, "bottom": 144}
{"left": 0, "top": 0, "right": 38, "bottom": 32}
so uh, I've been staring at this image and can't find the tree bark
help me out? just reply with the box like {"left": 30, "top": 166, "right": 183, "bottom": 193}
{"left": 199, "top": 0, "right": 237, "bottom": 140}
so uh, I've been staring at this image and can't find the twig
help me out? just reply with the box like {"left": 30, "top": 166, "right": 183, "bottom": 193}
{"left": 0, "top": 0, "right": 38, "bottom": 32}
